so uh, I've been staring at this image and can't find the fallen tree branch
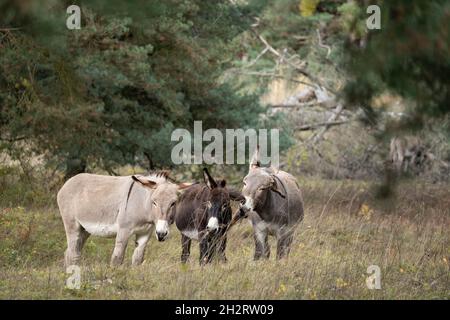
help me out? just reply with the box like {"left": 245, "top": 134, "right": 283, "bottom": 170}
{"left": 271, "top": 101, "right": 319, "bottom": 108}
{"left": 295, "top": 119, "right": 350, "bottom": 131}
{"left": 0, "top": 28, "right": 21, "bottom": 32}
{"left": 231, "top": 70, "right": 317, "bottom": 88}
{"left": 0, "top": 136, "right": 27, "bottom": 142}
{"left": 271, "top": 99, "right": 340, "bottom": 109}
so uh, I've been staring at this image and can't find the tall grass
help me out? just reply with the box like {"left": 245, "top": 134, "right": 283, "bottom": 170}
{"left": 0, "top": 179, "right": 449, "bottom": 299}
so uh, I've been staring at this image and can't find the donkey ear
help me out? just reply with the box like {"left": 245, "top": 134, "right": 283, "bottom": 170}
{"left": 249, "top": 145, "right": 261, "bottom": 170}
{"left": 132, "top": 175, "right": 157, "bottom": 189}
{"left": 168, "top": 205, "right": 176, "bottom": 224}
{"left": 176, "top": 182, "right": 193, "bottom": 197}
{"left": 203, "top": 168, "right": 217, "bottom": 189}
{"left": 177, "top": 182, "right": 193, "bottom": 190}
{"left": 228, "top": 189, "right": 245, "bottom": 203}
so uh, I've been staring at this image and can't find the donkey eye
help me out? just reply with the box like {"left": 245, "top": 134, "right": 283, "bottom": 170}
{"left": 170, "top": 202, "right": 175, "bottom": 208}
{"left": 152, "top": 200, "right": 157, "bottom": 206}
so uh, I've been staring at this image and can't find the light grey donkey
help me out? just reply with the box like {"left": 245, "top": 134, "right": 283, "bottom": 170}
{"left": 57, "top": 171, "right": 191, "bottom": 266}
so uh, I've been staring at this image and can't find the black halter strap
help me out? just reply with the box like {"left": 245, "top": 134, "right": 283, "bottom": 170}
{"left": 272, "top": 174, "right": 287, "bottom": 198}
{"left": 124, "top": 180, "right": 136, "bottom": 212}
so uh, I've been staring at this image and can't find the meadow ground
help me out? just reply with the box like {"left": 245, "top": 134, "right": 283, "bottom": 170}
{"left": 0, "top": 179, "right": 449, "bottom": 299}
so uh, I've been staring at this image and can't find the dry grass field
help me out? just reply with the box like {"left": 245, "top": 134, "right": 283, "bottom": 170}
{"left": 0, "top": 179, "right": 449, "bottom": 299}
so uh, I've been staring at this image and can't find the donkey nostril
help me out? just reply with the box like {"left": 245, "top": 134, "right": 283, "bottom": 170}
{"left": 156, "top": 231, "right": 168, "bottom": 241}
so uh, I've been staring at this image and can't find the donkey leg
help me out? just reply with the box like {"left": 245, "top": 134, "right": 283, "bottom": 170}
{"left": 111, "top": 229, "right": 132, "bottom": 266}
{"left": 253, "top": 228, "right": 270, "bottom": 260}
{"left": 181, "top": 234, "right": 192, "bottom": 263}
{"left": 64, "top": 222, "right": 90, "bottom": 267}
{"left": 199, "top": 237, "right": 210, "bottom": 265}
{"left": 276, "top": 230, "right": 294, "bottom": 259}
{"left": 131, "top": 233, "right": 150, "bottom": 266}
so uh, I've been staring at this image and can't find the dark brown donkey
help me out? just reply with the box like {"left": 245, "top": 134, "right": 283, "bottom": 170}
{"left": 174, "top": 168, "right": 244, "bottom": 264}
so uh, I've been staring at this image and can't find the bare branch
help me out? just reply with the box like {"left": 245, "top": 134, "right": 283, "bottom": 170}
{"left": 0, "top": 136, "right": 27, "bottom": 142}
{"left": 271, "top": 101, "right": 319, "bottom": 109}
{"left": 306, "top": 103, "right": 344, "bottom": 145}
{"left": 234, "top": 70, "right": 317, "bottom": 88}
{"left": 243, "top": 47, "right": 269, "bottom": 68}
{"left": 316, "top": 29, "right": 331, "bottom": 58}
{"left": 0, "top": 28, "right": 21, "bottom": 32}
{"left": 295, "top": 120, "right": 350, "bottom": 131}
{"left": 255, "top": 34, "right": 336, "bottom": 94}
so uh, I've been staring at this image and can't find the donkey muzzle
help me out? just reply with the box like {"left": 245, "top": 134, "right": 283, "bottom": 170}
{"left": 155, "top": 220, "right": 169, "bottom": 242}
{"left": 238, "top": 205, "right": 250, "bottom": 218}
{"left": 206, "top": 217, "right": 219, "bottom": 232}
{"left": 156, "top": 231, "right": 168, "bottom": 242}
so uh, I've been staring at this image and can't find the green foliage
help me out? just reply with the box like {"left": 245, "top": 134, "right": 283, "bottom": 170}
{"left": 343, "top": 0, "right": 450, "bottom": 131}
{"left": 0, "top": 207, "right": 66, "bottom": 268}
{"left": 337, "top": 0, "right": 366, "bottom": 40}
{"left": 0, "top": 0, "right": 277, "bottom": 176}
{"left": 228, "top": 0, "right": 347, "bottom": 96}
{"left": 0, "top": 165, "right": 57, "bottom": 207}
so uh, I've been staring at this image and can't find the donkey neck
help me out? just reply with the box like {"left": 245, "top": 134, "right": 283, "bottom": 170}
{"left": 126, "top": 183, "right": 154, "bottom": 218}
{"left": 255, "top": 179, "right": 286, "bottom": 221}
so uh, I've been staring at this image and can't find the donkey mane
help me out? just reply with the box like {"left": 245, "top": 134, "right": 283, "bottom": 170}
{"left": 146, "top": 170, "right": 175, "bottom": 183}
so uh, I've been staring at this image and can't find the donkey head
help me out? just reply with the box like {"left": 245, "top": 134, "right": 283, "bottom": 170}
{"left": 240, "top": 146, "right": 285, "bottom": 215}
{"left": 132, "top": 172, "right": 192, "bottom": 241}
{"left": 202, "top": 168, "right": 244, "bottom": 233}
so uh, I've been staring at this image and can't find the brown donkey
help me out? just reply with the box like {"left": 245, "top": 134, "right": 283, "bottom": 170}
{"left": 174, "top": 168, "right": 244, "bottom": 264}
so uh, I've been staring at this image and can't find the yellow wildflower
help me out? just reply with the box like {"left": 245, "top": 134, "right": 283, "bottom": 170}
{"left": 358, "top": 204, "right": 373, "bottom": 220}
{"left": 336, "top": 278, "right": 349, "bottom": 288}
